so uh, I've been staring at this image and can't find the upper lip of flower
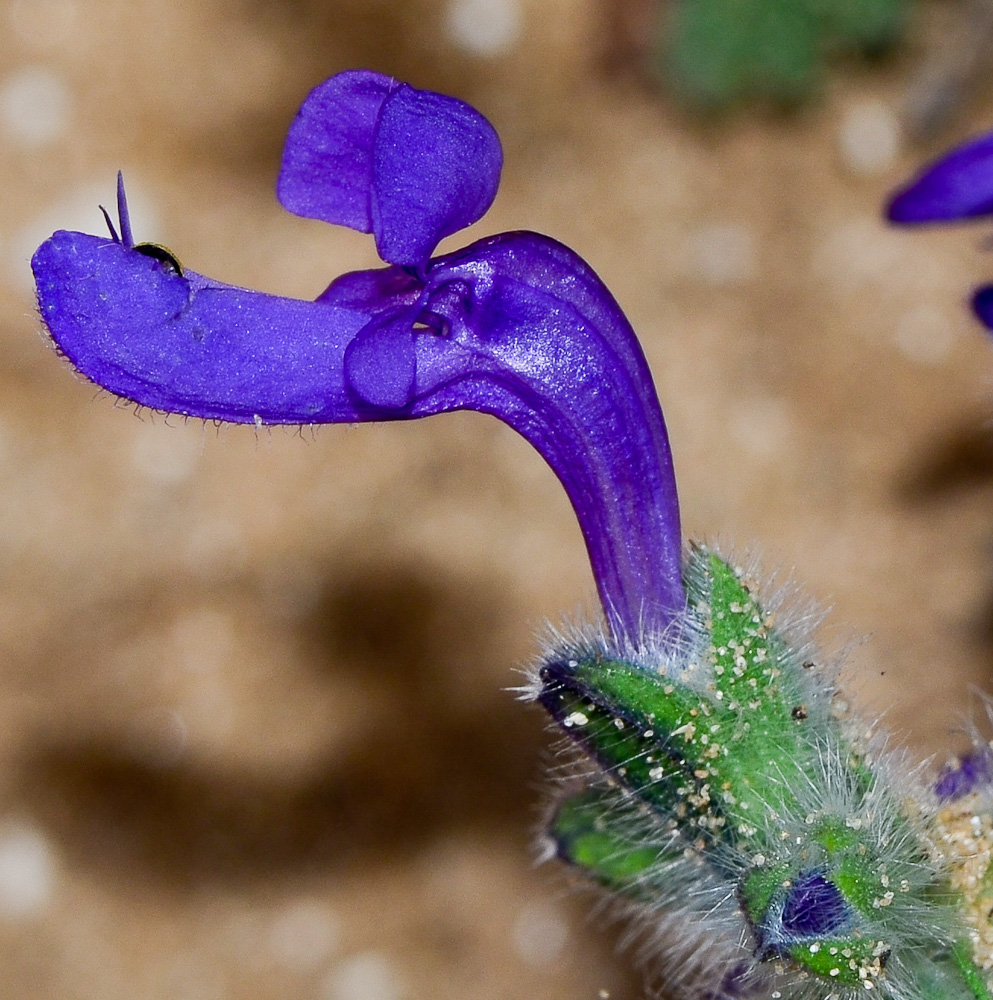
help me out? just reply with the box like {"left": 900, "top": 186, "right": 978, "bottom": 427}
{"left": 31, "top": 68, "right": 687, "bottom": 643}
{"left": 277, "top": 70, "right": 504, "bottom": 270}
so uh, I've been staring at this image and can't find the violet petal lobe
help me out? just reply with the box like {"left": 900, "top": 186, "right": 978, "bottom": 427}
{"left": 343, "top": 309, "right": 419, "bottom": 410}
{"left": 32, "top": 230, "right": 373, "bottom": 423}
{"left": 278, "top": 71, "right": 501, "bottom": 267}
{"left": 369, "top": 84, "right": 502, "bottom": 267}
{"left": 316, "top": 263, "right": 423, "bottom": 310}
{"left": 323, "top": 231, "right": 685, "bottom": 640}
{"left": 277, "top": 70, "right": 398, "bottom": 234}
{"left": 887, "top": 130, "right": 993, "bottom": 223}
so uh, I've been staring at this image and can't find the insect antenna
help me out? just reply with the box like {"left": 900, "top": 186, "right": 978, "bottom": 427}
{"left": 116, "top": 170, "right": 135, "bottom": 248}
{"left": 99, "top": 204, "right": 120, "bottom": 243}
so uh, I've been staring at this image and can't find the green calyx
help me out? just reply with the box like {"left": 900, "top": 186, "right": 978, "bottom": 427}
{"left": 550, "top": 784, "right": 675, "bottom": 891}
{"left": 536, "top": 545, "right": 992, "bottom": 998}
{"left": 540, "top": 549, "right": 829, "bottom": 858}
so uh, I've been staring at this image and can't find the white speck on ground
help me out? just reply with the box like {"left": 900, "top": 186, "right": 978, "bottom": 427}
{"left": 267, "top": 899, "right": 340, "bottom": 974}
{"left": 838, "top": 99, "right": 900, "bottom": 176}
{"left": 511, "top": 901, "right": 568, "bottom": 967}
{"left": 729, "top": 396, "right": 794, "bottom": 460}
{"left": 0, "top": 819, "right": 56, "bottom": 919}
{"left": 444, "top": 0, "right": 521, "bottom": 56}
{"left": 0, "top": 65, "right": 71, "bottom": 146}
{"left": 688, "top": 223, "right": 756, "bottom": 286}
{"left": 322, "top": 952, "right": 403, "bottom": 1000}
{"left": 811, "top": 218, "right": 906, "bottom": 293}
{"left": 893, "top": 304, "right": 959, "bottom": 365}
{"left": 130, "top": 422, "right": 203, "bottom": 485}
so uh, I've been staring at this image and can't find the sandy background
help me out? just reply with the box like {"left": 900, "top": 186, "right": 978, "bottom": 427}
{"left": 3, "top": 0, "right": 993, "bottom": 998}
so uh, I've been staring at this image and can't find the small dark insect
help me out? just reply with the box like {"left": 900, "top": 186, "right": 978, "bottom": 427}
{"left": 134, "top": 242, "right": 183, "bottom": 275}
{"left": 98, "top": 177, "right": 184, "bottom": 277}
{"left": 791, "top": 705, "right": 808, "bottom": 721}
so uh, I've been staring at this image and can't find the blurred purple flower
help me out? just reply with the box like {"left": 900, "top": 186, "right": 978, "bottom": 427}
{"left": 935, "top": 745, "right": 993, "bottom": 802}
{"left": 887, "top": 130, "right": 993, "bottom": 329}
{"left": 31, "top": 69, "right": 685, "bottom": 643}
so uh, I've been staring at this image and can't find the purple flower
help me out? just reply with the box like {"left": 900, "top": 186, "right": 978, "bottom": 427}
{"left": 887, "top": 130, "right": 993, "bottom": 329}
{"left": 31, "top": 70, "right": 685, "bottom": 644}
{"left": 934, "top": 745, "right": 993, "bottom": 802}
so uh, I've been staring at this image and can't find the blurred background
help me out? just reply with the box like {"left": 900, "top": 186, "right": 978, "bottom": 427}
{"left": 3, "top": 0, "right": 993, "bottom": 997}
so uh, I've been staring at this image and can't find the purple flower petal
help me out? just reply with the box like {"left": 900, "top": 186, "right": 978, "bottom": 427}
{"left": 369, "top": 84, "right": 502, "bottom": 267}
{"left": 972, "top": 285, "right": 993, "bottom": 330}
{"left": 887, "top": 130, "right": 993, "bottom": 224}
{"left": 344, "top": 309, "right": 419, "bottom": 410}
{"left": 32, "top": 231, "right": 373, "bottom": 423}
{"left": 278, "top": 72, "right": 502, "bottom": 267}
{"left": 779, "top": 872, "right": 851, "bottom": 940}
{"left": 277, "top": 70, "right": 397, "bottom": 235}
{"left": 316, "top": 263, "right": 422, "bottom": 309}
{"left": 935, "top": 746, "right": 993, "bottom": 801}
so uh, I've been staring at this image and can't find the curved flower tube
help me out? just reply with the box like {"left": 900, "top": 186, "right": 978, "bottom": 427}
{"left": 31, "top": 71, "right": 684, "bottom": 644}
{"left": 887, "top": 129, "right": 993, "bottom": 329}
